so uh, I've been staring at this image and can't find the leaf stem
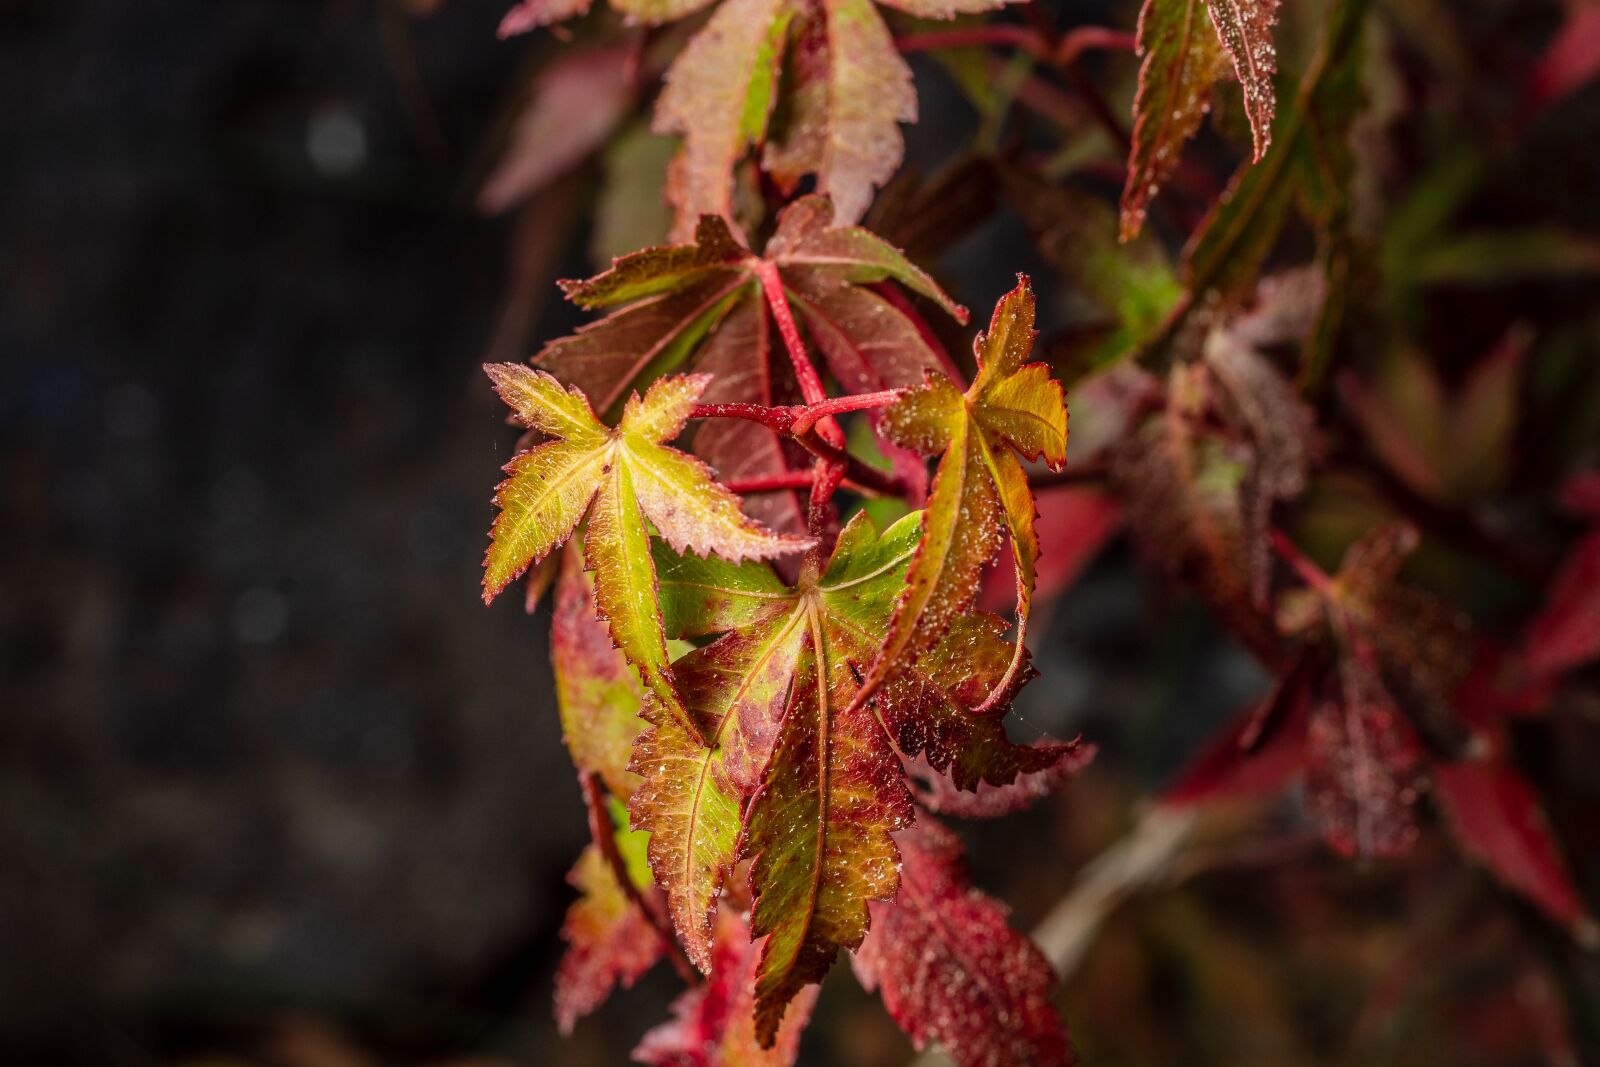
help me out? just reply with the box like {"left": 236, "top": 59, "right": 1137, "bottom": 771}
{"left": 688, "top": 402, "right": 795, "bottom": 432}
{"left": 792, "top": 425, "right": 907, "bottom": 499}
{"left": 753, "top": 262, "right": 832, "bottom": 409}
{"left": 726, "top": 466, "right": 901, "bottom": 497}
{"left": 1053, "top": 26, "right": 1137, "bottom": 65}
{"left": 579, "top": 771, "right": 699, "bottom": 984}
{"left": 689, "top": 390, "right": 903, "bottom": 435}
{"left": 1269, "top": 529, "right": 1339, "bottom": 597}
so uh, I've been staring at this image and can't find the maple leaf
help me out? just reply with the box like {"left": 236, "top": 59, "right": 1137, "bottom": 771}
{"left": 1120, "top": 0, "right": 1227, "bottom": 241}
{"left": 1273, "top": 523, "right": 1471, "bottom": 855}
{"left": 499, "top": 0, "right": 593, "bottom": 36}
{"left": 909, "top": 738, "right": 1095, "bottom": 819}
{"left": 1181, "top": 0, "right": 1367, "bottom": 299}
{"left": 1119, "top": 0, "right": 1279, "bottom": 241}
{"left": 478, "top": 46, "right": 634, "bottom": 215}
{"left": 1435, "top": 757, "right": 1595, "bottom": 939}
{"left": 554, "top": 827, "right": 665, "bottom": 1032}
{"left": 634, "top": 909, "right": 818, "bottom": 1066}
{"left": 852, "top": 818, "right": 1075, "bottom": 1067}
{"left": 630, "top": 511, "right": 1072, "bottom": 1036}
{"left": 538, "top": 199, "right": 965, "bottom": 417}
{"left": 1207, "top": 0, "right": 1279, "bottom": 161}
{"left": 869, "top": 276, "right": 1068, "bottom": 712}
{"left": 1521, "top": 472, "right": 1600, "bottom": 680}
{"left": 502, "top": 0, "right": 1013, "bottom": 234}
{"left": 1112, "top": 360, "right": 1279, "bottom": 659}
{"left": 1318, "top": 522, "right": 1473, "bottom": 754}
{"left": 649, "top": 0, "right": 1007, "bottom": 236}
{"left": 1160, "top": 678, "right": 1313, "bottom": 808}
{"left": 551, "top": 542, "right": 644, "bottom": 800}
{"left": 1304, "top": 638, "right": 1426, "bottom": 859}
{"left": 482, "top": 365, "right": 811, "bottom": 736}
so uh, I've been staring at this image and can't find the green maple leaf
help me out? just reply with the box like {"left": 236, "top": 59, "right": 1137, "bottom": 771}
{"left": 864, "top": 276, "right": 1068, "bottom": 713}
{"left": 629, "top": 510, "right": 1070, "bottom": 1041}
{"left": 482, "top": 365, "right": 811, "bottom": 736}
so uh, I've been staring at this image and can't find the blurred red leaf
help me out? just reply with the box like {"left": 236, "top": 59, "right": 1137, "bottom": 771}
{"left": 1524, "top": 3, "right": 1600, "bottom": 115}
{"left": 1522, "top": 523, "right": 1600, "bottom": 681}
{"left": 1305, "top": 642, "right": 1426, "bottom": 859}
{"left": 1434, "top": 757, "right": 1595, "bottom": 938}
{"left": 852, "top": 819, "right": 1075, "bottom": 1067}
{"left": 1162, "top": 666, "right": 1311, "bottom": 807}
{"left": 479, "top": 48, "right": 633, "bottom": 214}
{"left": 499, "top": 0, "right": 594, "bottom": 37}
{"left": 554, "top": 845, "right": 666, "bottom": 1032}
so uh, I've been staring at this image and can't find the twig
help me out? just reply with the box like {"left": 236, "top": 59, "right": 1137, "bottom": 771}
{"left": 1270, "top": 528, "right": 1339, "bottom": 597}
{"left": 689, "top": 391, "right": 903, "bottom": 435}
{"left": 1054, "top": 26, "right": 1138, "bottom": 66}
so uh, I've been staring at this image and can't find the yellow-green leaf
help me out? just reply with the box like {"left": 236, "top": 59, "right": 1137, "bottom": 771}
{"left": 867, "top": 276, "right": 1067, "bottom": 710}
{"left": 483, "top": 366, "right": 811, "bottom": 736}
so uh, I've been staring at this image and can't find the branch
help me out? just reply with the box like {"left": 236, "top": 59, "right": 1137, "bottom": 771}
{"left": 1270, "top": 529, "right": 1339, "bottom": 597}
{"left": 689, "top": 391, "right": 903, "bottom": 435}
{"left": 1054, "top": 26, "right": 1137, "bottom": 66}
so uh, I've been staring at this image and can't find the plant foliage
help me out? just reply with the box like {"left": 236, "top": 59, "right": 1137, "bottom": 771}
{"left": 469, "top": 0, "right": 1600, "bottom": 1056}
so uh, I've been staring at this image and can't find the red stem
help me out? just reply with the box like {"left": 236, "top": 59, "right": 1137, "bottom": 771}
{"left": 753, "top": 262, "right": 828, "bottom": 404}
{"left": 792, "top": 390, "right": 903, "bottom": 433}
{"left": 1269, "top": 529, "right": 1339, "bottom": 598}
{"left": 689, "top": 402, "right": 794, "bottom": 432}
{"left": 690, "top": 390, "right": 902, "bottom": 435}
{"left": 1054, "top": 26, "right": 1137, "bottom": 65}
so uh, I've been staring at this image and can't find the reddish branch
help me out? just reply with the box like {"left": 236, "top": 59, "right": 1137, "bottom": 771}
{"left": 691, "top": 391, "right": 909, "bottom": 500}
{"left": 1269, "top": 529, "right": 1339, "bottom": 597}
{"left": 690, "top": 391, "right": 902, "bottom": 434}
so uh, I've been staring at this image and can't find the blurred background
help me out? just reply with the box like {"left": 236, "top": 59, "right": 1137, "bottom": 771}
{"left": 4, "top": 0, "right": 1600, "bottom": 1065}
